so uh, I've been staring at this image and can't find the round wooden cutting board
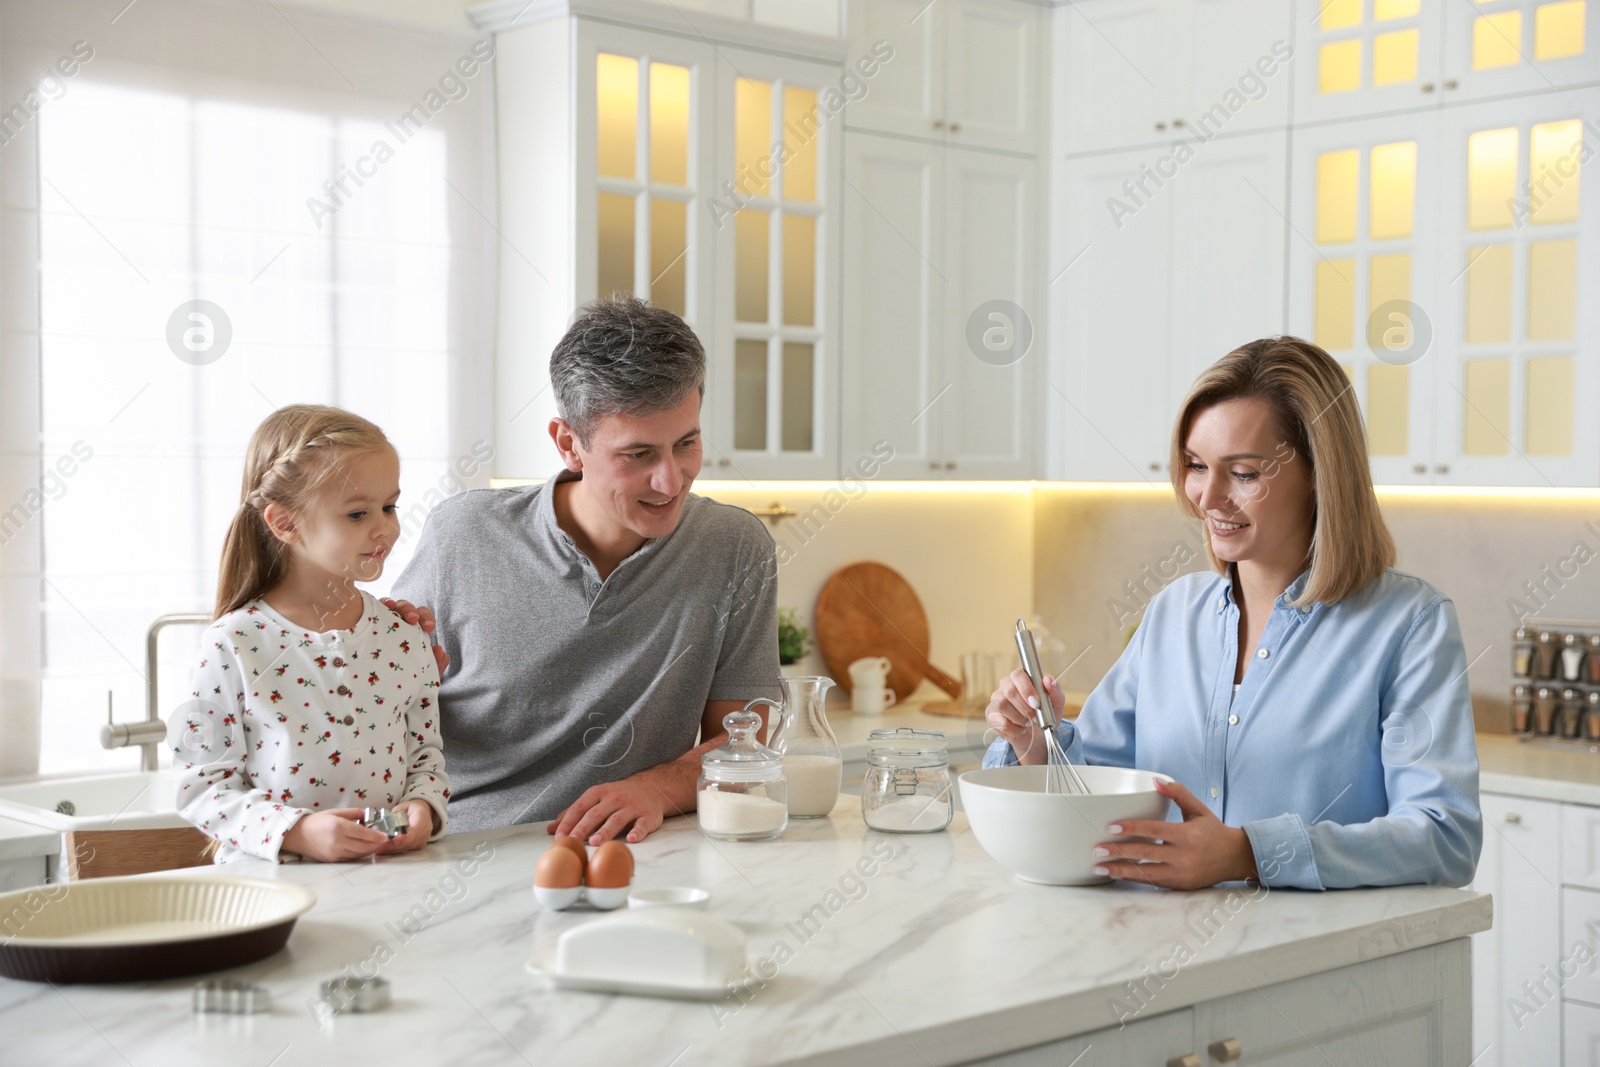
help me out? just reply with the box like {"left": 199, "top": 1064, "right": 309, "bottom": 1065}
{"left": 814, "top": 562, "right": 961, "bottom": 699}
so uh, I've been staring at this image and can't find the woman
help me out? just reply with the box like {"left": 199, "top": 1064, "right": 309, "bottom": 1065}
{"left": 985, "top": 337, "right": 1481, "bottom": 891}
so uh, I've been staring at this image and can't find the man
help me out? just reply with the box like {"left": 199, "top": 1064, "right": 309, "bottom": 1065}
{"left": 387, "top": 298, "right": 780, "bottom": 843}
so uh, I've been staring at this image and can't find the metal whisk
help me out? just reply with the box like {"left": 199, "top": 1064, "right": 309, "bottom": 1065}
{"left": 1014, "top": 620, "right": 1090, "bottom": 795}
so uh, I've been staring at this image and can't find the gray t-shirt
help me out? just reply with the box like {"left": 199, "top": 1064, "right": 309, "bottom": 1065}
{"left": 391, "top": 471, "right": 781, "bottom": 833}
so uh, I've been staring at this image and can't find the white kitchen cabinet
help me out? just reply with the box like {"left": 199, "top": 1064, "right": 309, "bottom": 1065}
{"left": 1569, "top": 1000, "right": 1600, "bottom": 1064}
{"left": 971, "top": 942, "right": 1471, "bottom": 1066}
{"left": 841, "top": 132, "right": 1038, "bottom": 478}
{"left": 1286, "top": 109, "right": 1441, "bottom": 485}
{"left": 706, "top": 45, "right": 845, "bottom": 480}
{"left": 1563, "top": 887, "right": 1600, "bottom": 1006}
{"left": 1052, "top": 144, "right": 1173, "bottom": 480}
{"left": 1165, "top": 129, "right": 1290, "bottom": 409}
{"left": 1291, "top": 0, "right": 1446, "bottom": 125}
{"left": 1441, "top": 0, "right": 1600, "bottom": 103}
{"left": 1473, "top": 792, "right": 1563, "bottom": 1067}
{"left": 479, "top": 2, "right": 847, "bottom": 482}
{"left": 1058, "top": 0, "right": 1293, "bottom": 156}
{"left": 1191, "top": 940, "right": 1471, "bottom": 1065}
{"left": 1287, "top": 88, "right": 1599, "bottom": 488}
{"left": 1051, "top": 130, "right": 1286, "bottom": 481}
{"left": 965, "top": 1008, "right": 1196, "bottom": 1065}
{"left": 1431, "top": 88, "right": 1600, "bottom": 487}
{"left": 1565, "top": 798, "right": 1600, "bottom": 889}
{"left": 845, "top": 0, "right": 1043, "bottom": 155}
{"left": 841, "top": 132, "right": 944, "bottom": 474}
{"left": 939, "top": 146, "right": 1037, "bottom": 478}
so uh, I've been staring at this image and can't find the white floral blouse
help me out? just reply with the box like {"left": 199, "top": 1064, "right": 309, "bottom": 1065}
{"left": 175, "top": 590, "right": 450, "bottom": 863}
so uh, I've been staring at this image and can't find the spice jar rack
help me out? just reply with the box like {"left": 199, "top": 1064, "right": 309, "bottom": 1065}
{"left": 1510, "top": 620, "right": 1600, "bottom": 750}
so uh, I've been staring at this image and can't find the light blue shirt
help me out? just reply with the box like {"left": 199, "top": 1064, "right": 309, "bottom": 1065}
{"left": 984, "top": 567, "right": 1482, "bottom": 890}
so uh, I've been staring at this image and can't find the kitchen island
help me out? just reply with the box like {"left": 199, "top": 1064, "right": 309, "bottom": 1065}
{"left": 0, "top": 794, "right": 1488, "bottom": 1066}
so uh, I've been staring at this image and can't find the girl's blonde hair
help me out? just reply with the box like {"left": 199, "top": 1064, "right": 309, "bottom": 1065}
{"left": 1168, "top": 336, "right": 1396, "bottom": 608}
{"left": 215, "top": 405, "right": 394, "bottom": 620}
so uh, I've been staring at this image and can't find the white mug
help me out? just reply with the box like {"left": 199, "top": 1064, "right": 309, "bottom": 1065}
{"left": 852, "top": 686, "right": 897, "bottom": 714}
{"left": 849, "top": 656, "right": 892, "bottom": 687}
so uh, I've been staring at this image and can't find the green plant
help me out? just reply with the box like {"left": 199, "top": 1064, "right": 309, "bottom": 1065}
{"left": 777, "top": 607, "right": 810, "bottom": 666}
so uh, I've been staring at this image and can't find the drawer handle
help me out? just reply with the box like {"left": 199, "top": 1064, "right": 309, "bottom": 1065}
{"left": 1168, "top": 1056, "right": 1202, "bottom": 1067}
{"left": 1209, "top": 1037, "right": 1243, "bottom": 1062}
{"left": 1505, "top": 812, "right": 1522, "bottom": 824}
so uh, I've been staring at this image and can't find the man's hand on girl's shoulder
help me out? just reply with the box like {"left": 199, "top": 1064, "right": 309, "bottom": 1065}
{"left": 381, "top": 598, "right": 450, "bottom": 675}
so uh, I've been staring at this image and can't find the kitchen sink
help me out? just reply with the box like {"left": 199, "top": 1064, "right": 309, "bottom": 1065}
{"left": 0, "top": 772, "right": 185, "bottom": 831}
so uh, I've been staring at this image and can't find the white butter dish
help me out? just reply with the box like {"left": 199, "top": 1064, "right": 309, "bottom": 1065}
{"left": 542, "top": 907, "right": 746, "bottom": 999}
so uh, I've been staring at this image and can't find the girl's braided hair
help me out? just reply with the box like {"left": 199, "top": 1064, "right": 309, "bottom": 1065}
{"left": 214, "top": 405, "right": 393, "bottom": 619}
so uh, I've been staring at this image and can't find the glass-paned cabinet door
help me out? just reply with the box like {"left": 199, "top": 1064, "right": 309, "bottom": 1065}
{"left": 1433, "top": 89, "right": 1599, "bottom": 485}
{"left": 1293, "top": 0, "right": 1445, "bottom": 124}
{"left": 708, "top": 47, "right": 842, "bottom": 479}
{"left": 1442, "top": 0, "right": 1600, "bottom": 102}
{"left": 1287, "top": 113, "right": 1439, "bottom": 484}
{"left": 577, "top": 28, "right": 716, "bottom": 338}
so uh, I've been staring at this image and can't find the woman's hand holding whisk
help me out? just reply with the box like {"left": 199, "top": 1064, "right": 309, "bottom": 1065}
{"left": 985, "top": 668, "right": 1066, "bottom": 766}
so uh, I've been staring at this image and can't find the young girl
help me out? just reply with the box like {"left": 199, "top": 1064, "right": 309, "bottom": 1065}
{"left": 175, "top": 404, "right": 450, "bottom": 863}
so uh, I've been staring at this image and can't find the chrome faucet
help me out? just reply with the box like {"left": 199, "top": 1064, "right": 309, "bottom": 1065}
{"left": 100, "top": 612, "right": 211, "bottom": 771}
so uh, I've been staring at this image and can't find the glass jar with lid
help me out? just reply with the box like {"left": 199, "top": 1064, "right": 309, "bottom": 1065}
{"left": 861, "top": 727, "right": 952, "bottom": 834}
{"left": 696, "top": 706, "right": 788, "bottom": 841}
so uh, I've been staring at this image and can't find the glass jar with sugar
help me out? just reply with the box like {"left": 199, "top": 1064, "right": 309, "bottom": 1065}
{"left": 697, "top": 707, "right": 788, "bottom": 841}
{"left": 861, "top": 727, "right": 952, "bottom": 834}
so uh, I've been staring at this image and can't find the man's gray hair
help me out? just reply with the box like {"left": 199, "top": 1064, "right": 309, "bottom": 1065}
{"left": 550, "top": 297, "right": 707, "bottom": 446}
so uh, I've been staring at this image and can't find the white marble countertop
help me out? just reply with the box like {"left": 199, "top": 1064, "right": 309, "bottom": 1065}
{"left": 0, "top": 794, "right": 1488, "bottom": 1067}
{"left": 1477, "top": 732, "right": 1600, "bottom": 806}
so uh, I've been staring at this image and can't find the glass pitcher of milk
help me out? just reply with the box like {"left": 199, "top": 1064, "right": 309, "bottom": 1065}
{"left": 764, "top": 676, "right": 843, "bottom": 818}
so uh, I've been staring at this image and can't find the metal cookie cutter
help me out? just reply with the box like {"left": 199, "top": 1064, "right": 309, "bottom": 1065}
{"left": 193, "top": 977, "right": 271, "bottom": 1014}
{"left": 319, "top": 976, "right": 392, "bottom": 1014}
{"left": 361, "top": 806, "right": 410, "bottom": 840}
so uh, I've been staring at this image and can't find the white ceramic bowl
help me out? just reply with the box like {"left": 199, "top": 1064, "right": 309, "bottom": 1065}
{"left": 958, "top": 765, "right": 1175, "bottom": 886}
{"left": 629, "top": 887, "right": 710, "bottom": 910}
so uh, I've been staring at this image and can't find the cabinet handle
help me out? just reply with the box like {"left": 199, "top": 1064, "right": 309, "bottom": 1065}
{"left": 930, "top": 461, "right": 942, "bottom": 470}
{"left": 1505, "top": 812, "right": 1522, "bottom": 824}
{"left": 1155, "top": 121, "right": 1167, "bottom": 131}
{"left": 933, "top": 119, "right": 945, "bottom": 130}
{"left": 1168, "top": 1056, "right": 1202, "bottom": 1067}
{"left": 1173, "top": 117, "right": 1186, "bottom": 127}
{"left": 949, "top": 122, "right": 962, "bottom": 133}
{"left": 1149, "top": 461, "right": 1161, "bottom": 471}
{"left": 1412, "top": 463, "right": 1427, "bottom": 474}
{"left": 717, "top": 458, "right": 731, "bottom": 468}
{"left": 944, "top": 462, "right": 957, "bottom": 470}
{"left": 1444, "top": 79, "right": 1459, "bottom": 90}
{"left": 1434, "top": 463, "right": 1450, "bottom": 475}
{"left": 1208, "top": 1037, "right": 1244, "bottom": 1062}
{"left": 1421, "top": 82, "right": 1436, "bottom": 92}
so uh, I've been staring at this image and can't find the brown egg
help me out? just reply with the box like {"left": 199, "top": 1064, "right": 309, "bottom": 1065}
{"left": 586, "top": 840, "right": 634, "bottom": 889}
{"left": 534, "top": 845, "right": 583, "bottom": 889}
{"left": 550, "top": 836, "right": 588, "bottom": 880}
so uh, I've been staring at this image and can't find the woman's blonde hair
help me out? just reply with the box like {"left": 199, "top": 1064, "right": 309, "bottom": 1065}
{"left": 215, "top": 405, "right": 394, "bottom": 620}
{"left": 1168, "top": 336, "right": 1395, "bottom": 607}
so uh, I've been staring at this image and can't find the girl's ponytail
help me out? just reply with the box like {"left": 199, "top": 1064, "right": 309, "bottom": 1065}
{"left": 213, "top": 405, "right": 393, "bottom": 620}
{"left": 213, "top": 497, "right": 287, "bottom": 620}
